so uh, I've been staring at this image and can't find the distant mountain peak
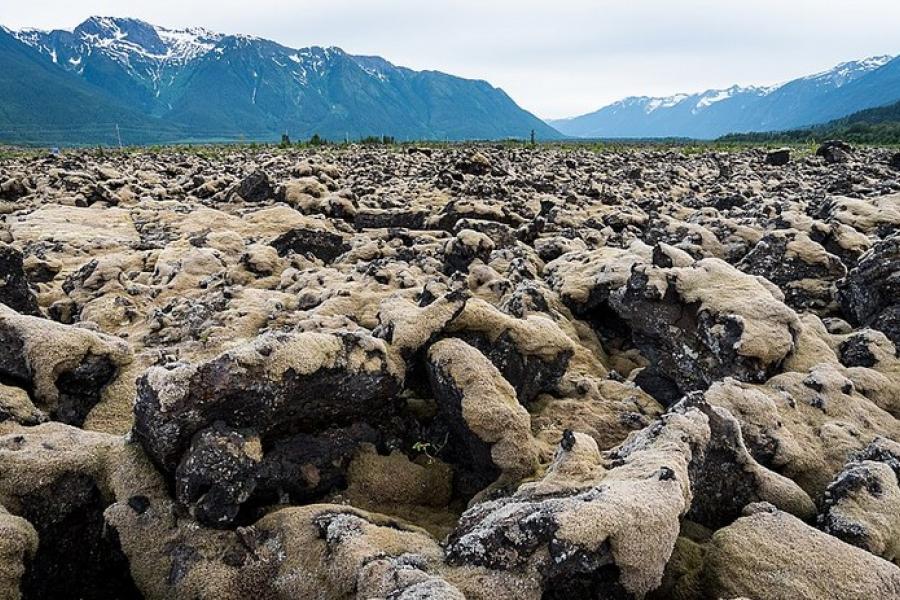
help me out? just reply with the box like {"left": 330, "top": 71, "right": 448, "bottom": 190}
{"left": 803, "top": 54, "right": 893, "bottom": 88}
{"left": 551, "top": 54, "right": 900, "bottom": 139}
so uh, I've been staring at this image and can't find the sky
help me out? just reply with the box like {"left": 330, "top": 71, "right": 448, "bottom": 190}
{"left": 5, "top": 1, "right": 900, "bottom": 119}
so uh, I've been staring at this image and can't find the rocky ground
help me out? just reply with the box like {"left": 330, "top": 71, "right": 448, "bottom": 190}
{"left": 0, "top": 143, "right": 899, "bottom": 599}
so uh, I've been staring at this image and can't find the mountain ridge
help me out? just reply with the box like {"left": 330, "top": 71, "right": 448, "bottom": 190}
{"left": 1, "top": 16, "right": 561, "bottom": 145}
{"left": 550, "top": 55, "right": 899, "bottom": 139}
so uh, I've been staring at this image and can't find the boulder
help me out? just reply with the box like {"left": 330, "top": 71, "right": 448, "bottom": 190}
{"left": 133, "top": 331, "right": 405, "bottom": 525}
{"left": 765, "top": 148, "right": 791, "bottom": 166}
{"left": 0, "top": 305, "right": 132, "bottom": 426}
{"left": 610, "top": 258, "right": 801, "bottom": 402}
{"left": 818, "top": 438, "right": 900, "bottom": 562}
{"left": 817, "top": 140, "right": 853, "bottom": 164}
{"left": 269, "top": 227, "right": 349, "bottom": 263}
{"left": 838, "top": 233, "right": 900, "bottom": 349}
{"left": 237, "top": 170, "right": 273, "bottom": 202}
{"left": 891, "top": 151, "right": 900, "bottom": 171}
{"left": 426, "top": 338, "right": 538, "bottom": 496}
{"left": 702, "top": 504, "right": 900, "bottom": 600}
{"left": 0, "top": 244, "right": 39, "bottom": 316}
{"left": 737, "top": 229, "right": 846, "bottom": 313}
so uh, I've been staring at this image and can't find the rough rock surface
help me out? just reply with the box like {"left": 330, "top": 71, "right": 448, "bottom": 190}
{"left": 702, "top": 504, "right": 900, "bottom": 600}
{"left": 839, "top": 233, "right": 900, "bottom": 350}
{"left": 0, "top": 305, "right": 132, "bottom": 427}
{"left": 0, "top": 145, "right": 899, "bottom": 599}
{"left": 0, "top": 244, "right": 39, "bottom": 316}
{"left": 817, "top": 437, "right": 900, "bottom": 563}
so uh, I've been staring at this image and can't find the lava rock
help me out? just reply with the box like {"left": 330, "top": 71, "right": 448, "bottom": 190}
{"left": 765, "top": 148, "right": 791, "bottom": 166}
{"left": 256, "top": 424, "right": 381, "bottom": 506}
{"left": 456, "top": 152, "right": 493, "bottom": 176}
{"left": 0, "top": 305, "right": 131, "bottom": 426}
{"left": 354, "top": 208, "right": 429, "bottom": 230}
{"left": 426, "top": 338, "right": 537, "bottom": 497}
{"left": 891, "top": 152, "right": 900, "bottom": 171}
{"left": 838, "top": 233, "right": 900, "bottom": 349}
{"left": 817, "top": 140, "right": 853, "bottom": 164}
{"left": 133, "top": 330, "right": 404, "bottom": 473}
{"left": 442, "top": 229, "right": 494, "bottom": 274}
{"left": 237, "top": 170, "right": 273, "bottom": 202}
{"left": 175, "top": 422, "right": 262, "bottom": 527}
{"left": 19, "top": 472, "right": 142, "bottom": 599}
{"left": 817, "top": 438, "right": 900, "bottom": 560}
{"left": 0, "top": 243, "right": 40, "bottom": 316}
{"left": 737, "top": 230, "right": 846, "bottom": 313}
{"left": 609, "top": 259, "right": 800, "bottom": 401}
{"left": 269, "top": 227, "right": 349, "bottom": 263}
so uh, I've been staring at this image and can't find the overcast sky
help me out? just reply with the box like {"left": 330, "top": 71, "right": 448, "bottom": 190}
{"left": 5, "top": 1, "right": 900, "bottom": 119}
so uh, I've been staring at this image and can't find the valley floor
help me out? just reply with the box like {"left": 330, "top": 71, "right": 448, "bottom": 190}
{"left": 1, "top": 145, "right": 899, "bottom": 599}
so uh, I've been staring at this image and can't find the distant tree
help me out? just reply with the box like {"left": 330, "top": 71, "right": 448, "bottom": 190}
{"left": 309, "top": 134, "right": 327, "bottom": 146}
{"left": 280, "top": 133, "right": 291, "bottom": 148}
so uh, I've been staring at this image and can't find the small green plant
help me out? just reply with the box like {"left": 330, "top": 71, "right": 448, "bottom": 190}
{"left": 412, "top": 433, "right": 449, "bottom": 464}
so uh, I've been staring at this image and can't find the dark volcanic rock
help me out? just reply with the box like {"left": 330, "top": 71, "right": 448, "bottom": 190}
{"left": 679, "top": 396, "right": 813, "bottom": 529}
{"left": 817, "top": 140, "right": 853, "bottom": 164}
{"left": 255, "top": 423, "right": 380, "bottom": 505}
{"left": 737, "top": 230, "right": 846, "bottom": 313}
{"left": 133, "top": 331, "right": 404, "bottom": 474}
{"left": 608, "top": 259, "right": 800, "bottom": 401}
{"left": 175, "top": 422, "right": 261, "bottom": 527}
{"left": 765, "top": 148, "right": 791, "bottom": 166}
{"left": 446, "top": 400, "right": 810, "bottom": 598}
{"left": 133, "top": 330, "right": 409, "bottom": 526}
{"left": 237, "top": 170, "right": 273, "bottom": 202}
{"left": 0, "top": 244, "right": 39, "bottom": 316}
{"left": 53, "top": 354, "right": 118, "bottom": 427}
{"left": 838, "top": 333, "right": 879, "bottom": 368}
{"left": 456, "top": 152, "right": 493, "bottom": 176}
{"left": 269, "top": 228, "right": 349, "bottom": 263}
{"left": 354, "top": 208, "right": 429, "bottom": 230}
{"left": 442, "top": 230, "right": 494, "bottom": 275}
{"left": 19, "top": 472, "right": 142, "bottom": 600}
{"left": 891, "top": 152, "right": 900, "bottom": 171}
{"left": 426, "top": 338, "right": 537, "bottom": 497}
{"left": 0, "top": 306, "right": 130, "bottom": 426}
{"left": 817, "top": 438, "right": 900, "bottom": 560}
{"left": 0, "top": 177, "right": 28, "bottom": 201}
{"left": 838, "top": 234, "right": 900, "bottom": 350}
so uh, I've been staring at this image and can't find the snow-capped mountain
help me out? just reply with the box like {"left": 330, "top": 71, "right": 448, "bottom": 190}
{"left": 13, "top": 17, "right": 224, "bottom": 108}
{"left": 550, "top": 55, "right": 900, "bottom": 139}
{"left": 802, "top": 55, "right": 893, "bottom": 88}
{"left": 1, "top": 17, "right": 560, "bottom": 145}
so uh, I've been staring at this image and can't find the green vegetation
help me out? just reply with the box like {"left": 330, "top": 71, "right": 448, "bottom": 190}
{"left": 720, "top": 100, "right": 900, "bottom": 146}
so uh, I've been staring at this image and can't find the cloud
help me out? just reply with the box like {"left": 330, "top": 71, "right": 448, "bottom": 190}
{"left": 4, "top": 0, "right": 900, "bottom": 118}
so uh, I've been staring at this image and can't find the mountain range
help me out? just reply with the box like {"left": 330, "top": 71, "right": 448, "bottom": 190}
{"left": 0, "top": 17, "right": 560, "bottom": 145}
{"left": 4, "top": 16, "right": 900, "bottom": 146}
{"left": 550, "top": 55, "right": 900, "bottom": 139}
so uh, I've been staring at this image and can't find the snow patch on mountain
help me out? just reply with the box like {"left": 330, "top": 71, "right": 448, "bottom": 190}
{"left": 804, "top": 55, "right": 892, "bottom": 88}
{"left": 645, "top": 94, "right": 688, "bottom": 113}
{"left": 696, "top": 87, "right": 737, "bottom": 109}
{"left": 154, "top": 26, "right": 221, "bottom": 63}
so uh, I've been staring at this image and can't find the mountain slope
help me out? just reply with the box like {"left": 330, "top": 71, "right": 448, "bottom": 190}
{"left": 3, "top": 17, "right": 560, "bottom": 144}
{"left": 0, "top": 26, "right": 181, "bottom": 145}
{"left": 551, "top": 56, "right": 899, "bottom": 139}
{"left": 720, "top": 98, "right": 900, "bottom": 145}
